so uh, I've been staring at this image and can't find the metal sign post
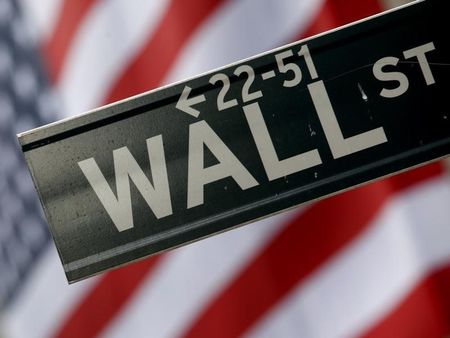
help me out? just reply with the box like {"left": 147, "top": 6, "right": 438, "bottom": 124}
{"left": 19, "top": 0, "right": 449, "bottom": 282}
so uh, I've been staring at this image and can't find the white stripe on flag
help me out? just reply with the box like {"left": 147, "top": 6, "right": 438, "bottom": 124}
{"left": 17, "top": 0, "right": 63, "bottom": 43}
{"left": 245, "top": 176, "right": 450, "bottom": 338}
{"left": 164, "top": 0, "right": 324, "bottom": 84}
{"left": 100, "top": 210, "right": 300, "bottom": 338}
{"left": 0, "top": 246, "right": 98, "bottom": 338}
{"left": 57, "top": 0, "right": 171, "bottom": 117}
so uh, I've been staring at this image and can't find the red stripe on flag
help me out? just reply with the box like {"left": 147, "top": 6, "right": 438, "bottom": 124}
{"left": 300, "top": 1, "right": 337, "bottom": 39}
{"left": 362, "top": 265, "right": 450, "bottom": 338}
{"left": 52, "top": 257, "right": 162, "bottom": 338}
{"left": 105, "top": 0, "right": 226, "bottom": 104}
{"left": 44, "top": 0, "right": 97, "bottom": 82}
{"left": 181, "top": 163, "right": 444, "bottom": 338}
{"left": 299, "top": 0, "right": 381, "bottom": 39}
{"left": 326, "top": 0, "right": 381, "bottom": 26}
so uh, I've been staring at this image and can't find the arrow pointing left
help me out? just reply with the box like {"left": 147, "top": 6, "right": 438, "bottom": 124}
{"left": 176, "top": 86, "right": 206, "bottom": 118}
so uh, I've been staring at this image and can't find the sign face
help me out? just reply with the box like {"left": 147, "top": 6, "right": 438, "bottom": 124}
{"left": 19, "top": 0, "right": 449, "bottom": 283}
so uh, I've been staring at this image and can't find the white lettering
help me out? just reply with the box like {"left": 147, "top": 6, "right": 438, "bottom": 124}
{"left": 187, "top": 120, "right": 258, "bottom": 209}
{"left": 78, "top": 135, "right": 172, "bottom": 232}
{"left": 373, "top": 56, "right": 409, "bottom": 98}
{"left": 308, "top": 80, "right": 388, "bottom": 159}
{"left": 244, "top": 102, "right": 322, "bottom": 181}
{"left": 403, "top": 42, "right": 436, "bottom": 85}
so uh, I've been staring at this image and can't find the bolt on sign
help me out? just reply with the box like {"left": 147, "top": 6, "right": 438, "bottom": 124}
{"left": 19, "top": 0, "right": 449, "bottom": 283}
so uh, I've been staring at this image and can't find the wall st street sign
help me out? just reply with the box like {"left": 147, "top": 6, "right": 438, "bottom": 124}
{"left": 19, "top": 0, "right": 449, "bottom": 282}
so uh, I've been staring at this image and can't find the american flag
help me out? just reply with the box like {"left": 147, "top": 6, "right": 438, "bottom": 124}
{"left": 1, "top": 0, "right": 450, "bottom": 337}
{"left": 0, "top": 0, "right": 55, "bottom": 310}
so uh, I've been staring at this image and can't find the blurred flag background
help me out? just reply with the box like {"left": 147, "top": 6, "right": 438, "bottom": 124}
{"left": 0, "top": 0, "right": 450, "bottom": 337}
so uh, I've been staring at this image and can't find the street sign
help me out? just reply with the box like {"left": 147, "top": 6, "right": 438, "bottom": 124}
{"left": 19, "top": 0, "right": 449, "bottom": 283}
